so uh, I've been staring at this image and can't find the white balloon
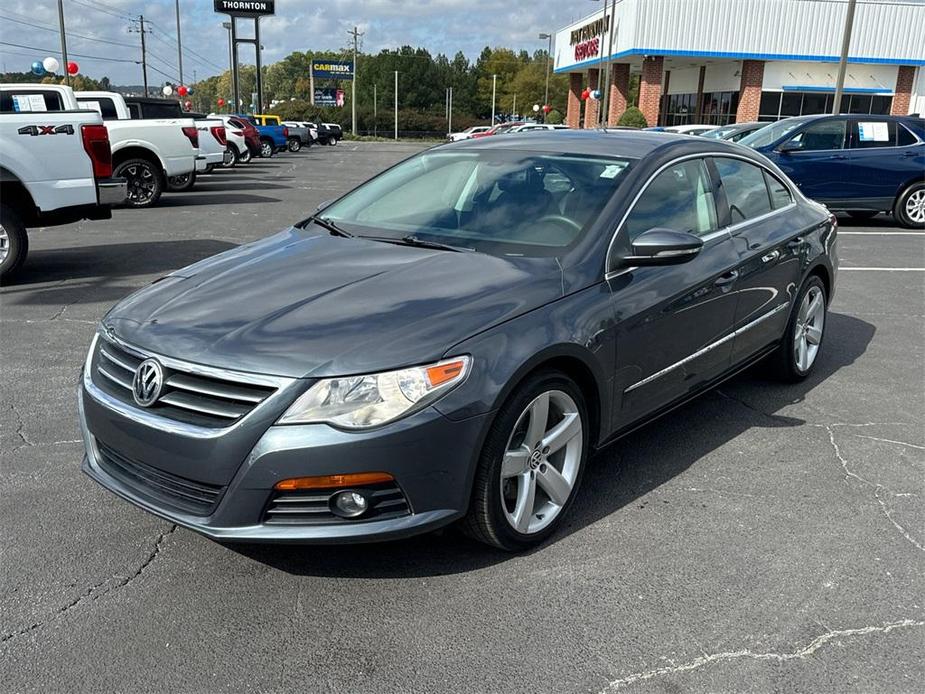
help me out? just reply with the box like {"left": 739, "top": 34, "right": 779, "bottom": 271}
{"left": 43, "top": 57, "right": 59, "bottom": 73}
{"left": 162, "top": 85, "right": 173, "bottom": 96}
{"left": 532, "top": 104, "right": 540, "bottom": 112}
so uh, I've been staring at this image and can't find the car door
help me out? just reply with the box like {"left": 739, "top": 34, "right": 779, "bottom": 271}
{"left": 847, "top": 118, "right": 925, "bottom": 210}
{"left": 773, "top": 117, "right": 850, "bottom": 203}
{"left": 607, "top": 157, "right": 741, "bottom": 425}
{"left": 710, "top": 156, "right": 804, "bottom": 363}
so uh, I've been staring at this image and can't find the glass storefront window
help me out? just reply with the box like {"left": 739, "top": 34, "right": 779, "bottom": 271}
{"left": 701, "top": 91, "right": 739, "bottom": 126}
{"left": 757, "top": 91, "right": 893, "bottom": 120}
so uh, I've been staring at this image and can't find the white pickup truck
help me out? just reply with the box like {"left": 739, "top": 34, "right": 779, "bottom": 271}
{"left": 0, "top": 84, "right": 126, "bottom": 279}
{"left": 66, "top": 89, "right": 200, "bottom": 207}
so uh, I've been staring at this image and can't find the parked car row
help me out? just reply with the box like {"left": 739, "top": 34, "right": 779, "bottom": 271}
{"left": 448, "top": 122, "right": 570, "bottom": 141}
{"left": 0, "top": 82, "right": 345, "bottom": 278}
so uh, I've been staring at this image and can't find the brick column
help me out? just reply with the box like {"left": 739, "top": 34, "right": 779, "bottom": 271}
{"left": 607, "top": 63, "right": 631, "bottom": 125}
{"left": 566, "top": 73, "right": 582, "bottom": 128}
{"left": 639, "top": 56, "right": 664, "bottom": 127}
{"left": 584, "top": 68, "right": 600, "bottom": 128}
{"left": 891, "top": 65, "right": 916, "bottom": 115}
{"left": 735, "top": 60, "right": 765, "bottom": 122}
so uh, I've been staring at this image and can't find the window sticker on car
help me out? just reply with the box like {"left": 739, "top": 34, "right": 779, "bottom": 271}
{"left": 858, "top": 122, "right": 889, "bottom": 142}
{"left": 81, "top": 100, "right": 103, "bottom": 115}
{"left": 11, "top": 94, "right": 47, "bottom": 112}
{"left": 600, "top": 164, "right": 627, "bottom": 179}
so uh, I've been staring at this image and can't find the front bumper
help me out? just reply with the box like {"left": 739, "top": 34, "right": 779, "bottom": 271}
{"left": 97, "top": 177, "right": 127, "bottom": 206}
{"left": 78, "top": 373, "right": 490, "bottom": 544}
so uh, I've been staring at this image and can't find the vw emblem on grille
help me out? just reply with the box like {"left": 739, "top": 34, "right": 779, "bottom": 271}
{"left": 132, "top": 358, "right": 164, "bottom": 407}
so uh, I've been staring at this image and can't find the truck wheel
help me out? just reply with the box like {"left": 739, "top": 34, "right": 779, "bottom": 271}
{"left": 287, "top": 138, "right": 301, "bottom": 152}
{"left": 259, "top": 139, "right": 274, "bottom": 158}
{"left": 114, "top": 158, "right": 163, "bottom": 208}
{"left": 221, "top": 146, "right": 238, "bottom": 169}
{"left": 328, "top": 137, "right": 338, "bottom": 146}
{"left": 167, "top": 171, "right": 197, "bottom": 192}
{"left": 894, "top": 182, "right": 925, "bottom": 228}
{"left": 0, "top": 204, "right": 28, "bottom": 281}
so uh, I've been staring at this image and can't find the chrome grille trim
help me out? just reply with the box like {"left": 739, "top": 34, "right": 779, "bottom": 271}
{"left": 159, "top": 391, "right": 250, "bottom": 419}
{"left": 164, "top": 373, "right": 266, "bottom": 403}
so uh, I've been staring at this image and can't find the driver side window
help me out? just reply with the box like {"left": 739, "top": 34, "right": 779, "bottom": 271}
{"left": 788, "top": 119, "right": 847, "bottom": 151}
{"left": 623, "top": 159, "right": 718, "bottom": 240}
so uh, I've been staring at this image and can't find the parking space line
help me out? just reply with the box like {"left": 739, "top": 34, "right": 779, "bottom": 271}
{"left": 840, "top": 232, "right": 925, "bottom": 236}
{"left": 840, "top": 267, "right": 925, "bottom": 271}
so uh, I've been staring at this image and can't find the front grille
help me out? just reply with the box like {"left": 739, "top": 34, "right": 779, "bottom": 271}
{"left": 95, "top": 439, "right": 224, "bottom": 516}
{"left": 93, "top": 337, "right": 277, "bottom": 428}
{"left": 263, "top": 482, "right": 411, "bottom": 525}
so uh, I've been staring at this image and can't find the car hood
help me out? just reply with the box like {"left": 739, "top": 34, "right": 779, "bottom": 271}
{"left": 104, "top": 227, "right": 563, "bottom": 378}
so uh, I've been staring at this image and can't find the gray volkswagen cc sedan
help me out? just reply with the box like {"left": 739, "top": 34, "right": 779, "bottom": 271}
{"left": 79, "top": 130, "right": 837, "bottom": 551}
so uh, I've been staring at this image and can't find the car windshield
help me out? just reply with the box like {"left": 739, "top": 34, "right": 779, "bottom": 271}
{"left": 320, "top": 150, "right": 634, "bottom": 256}
{"left": 740, "top": 118, "right": 806, "bottom": 148}
{"left": 702, "top": 127, "right": 735, "bottom": 139}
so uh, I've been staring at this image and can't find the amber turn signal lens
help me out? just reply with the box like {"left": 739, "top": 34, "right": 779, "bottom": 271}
{"left": 274, "top": 472, "right": 395, "bottom": 491}
{"left": 426, "top": 360, "right": 466, "bottom": 387}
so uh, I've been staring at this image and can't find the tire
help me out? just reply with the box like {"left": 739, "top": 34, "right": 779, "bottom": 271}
{"left": 847, "top": 210, "right": 878, "bottom": 221}
{"left": 239, "top": 147, "right": 252, "bottom": 164}
{"left": 259, "top": 139, "right": 274, "bottom": 158}
{"left": 204, "top": 164, "right": 215, "bottom": 174}
{"left": 771, "top": 275, "right": 827, "bottom": 382}
{"left": 894, "top": 181, "right": 925, "bottom": 228}
{"left": 113, "top": 157, "right": 163, "bottom": 208}
{"left": 166, "top": 170, "right": 197, "bottom": 192}
{"left": 328, "top": 137, "right": 338, "bottom": 146}
{"left": 0, "top": 203, "right": 28, "bottom": 281}
{"left": 287, "top": 138, "right": 301, "bottom": 152}
{"left": 221, "top": 146, "right": 238, "bottom": 169}
{"left": 461, "top": 370, "right": 589, "bottom": 551}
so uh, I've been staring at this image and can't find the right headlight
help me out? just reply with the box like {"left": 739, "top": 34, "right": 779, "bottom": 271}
{"left": 277, "top": 356, "right": 471, "bottom": 429}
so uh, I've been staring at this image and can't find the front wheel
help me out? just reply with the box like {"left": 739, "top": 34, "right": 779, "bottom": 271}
{"left": 0, "top": 203, "right": 28, "bottom": 281}
{"left": 287, "top": 138, "right": 301, "bottom": 152}
{"left": 166, "top": 171, "right": 196, "bottom": 192}
{"left": 462, "top": 371, "right": 588, "bottom": 551}
{"left": 113, "top": 158, "right": 163, "bottom": 208}
{"left": 221, "top": 146, "right": 238, "bottom": 169}
{"left": 328, "top": 136, "right": 338, "bottom": 146}
{"left": 894, "top": 182, "right": 925, "bottom": 228}
{"left": 259, "top": 139, "right": 274, "bottom": 158}
{"left": 771, "top": 276, "right": 827, "bottom": 382}
{"left": 238, "top": 147, "right": 252, "bottom": 164}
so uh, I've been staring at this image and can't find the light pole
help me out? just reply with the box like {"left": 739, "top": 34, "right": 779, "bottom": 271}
{"left": 538, "top": 32, "right": 552, "bottom": 114}
{"left": 832, "top": 0, "right": 857, "bottom": 114}
{"left": 57, "top": 0, "right": 70, "bottom": 86}
{"left": 491, "top": 73, "right": 497, "bottom": 123}
{"left": 174, "top": 0, "right": 183, "bottom": 85}
{"left": 394, "top": 70, "right": 398, "bottom": 140}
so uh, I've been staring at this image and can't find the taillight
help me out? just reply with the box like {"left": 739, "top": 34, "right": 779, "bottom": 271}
{"left": 210, "top": 125, "right": 227, "bottom": 146}
{"left": 283, "top": 126, "right": 289, "bottom": 137}
{"left": 80, "top": 123, "right": 112, "bottom": 179}
{"left": 181, "top": 126, "right": 199, "bottom": 148}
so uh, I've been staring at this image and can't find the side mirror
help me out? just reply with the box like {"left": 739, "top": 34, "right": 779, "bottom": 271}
{"left": 777, "top": 140, "right": 803, "bottom": 153}
{"left": 623, "top": 228, "right": 703, "bottom": 266}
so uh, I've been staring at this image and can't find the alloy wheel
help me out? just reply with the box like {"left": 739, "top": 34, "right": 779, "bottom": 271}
{"left": 500, "top": 389, "right": 583, "bottom": 534}
{"left": 794, "top": 286, "right": 825, "bottom": 372}
{"left": 260, "top": 141, "right": 272, "bottom": 157}
{"left": 0, "top": 223, "right": 8, "bottom": 264}
{"left": 123, "top": 163, "right": 157, "bottom": 203}
{"left": 169, "top": 173, "right": 191, "bottom": 187}
{"left": 906, "top": 190, "right": 925, "bottom": 224}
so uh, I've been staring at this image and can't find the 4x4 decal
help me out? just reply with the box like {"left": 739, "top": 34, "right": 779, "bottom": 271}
{"left": 17, "top": 124, "right": 75, "bottom": 136}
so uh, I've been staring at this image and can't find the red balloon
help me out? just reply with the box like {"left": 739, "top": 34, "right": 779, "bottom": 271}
{"left": 177, "top": 85, "right": 188, "bottom": 97}
{"left": 542, "top": 104, "right": 552, "bottom": 113}
{"left": 217, "top": 98, "right": 225, "bottom": 107}
{"left": 580, "top": 88, "right": 590, "bottom": 101}
{"left": 66, "top": 61, "right": 79, "bottom": 75}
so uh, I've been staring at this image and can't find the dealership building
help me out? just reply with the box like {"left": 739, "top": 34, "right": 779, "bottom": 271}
{"left": 554, "top": 0, "right": 925, "bottom": 128}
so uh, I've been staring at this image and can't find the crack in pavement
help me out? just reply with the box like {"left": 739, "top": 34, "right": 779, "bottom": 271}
{"left": 853, "top": 434, "right": 925, "bottom": 451}
{"left": 0, "top": 525, "right": 178, "bottom": 646}
{"left": 599, "top": 619, "right": 925, "bottom": 692}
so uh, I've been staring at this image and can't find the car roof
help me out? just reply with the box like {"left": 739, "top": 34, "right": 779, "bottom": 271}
{"left": 444, "top": 128, "right": 750, "bottom": 159}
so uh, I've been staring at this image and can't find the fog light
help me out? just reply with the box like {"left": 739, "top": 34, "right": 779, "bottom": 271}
{"left": 332, "top": 490, "right": 369, "bottom": 518}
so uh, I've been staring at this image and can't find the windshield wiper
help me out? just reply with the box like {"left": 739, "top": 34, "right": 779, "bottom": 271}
{"left": 310, "top": 216, "right": 353, "bottom": 238}
{"left": 363, "top": 234, "right": 472, "bottom": 253}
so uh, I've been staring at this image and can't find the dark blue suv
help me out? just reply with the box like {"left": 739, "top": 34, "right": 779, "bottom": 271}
{"left": 741, "top": 114, "right": 925, "bottom": 227}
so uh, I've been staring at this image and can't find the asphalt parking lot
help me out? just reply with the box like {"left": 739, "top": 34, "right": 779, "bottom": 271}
{"left": 1, "top": 142, "right": 923, "bottom": 693}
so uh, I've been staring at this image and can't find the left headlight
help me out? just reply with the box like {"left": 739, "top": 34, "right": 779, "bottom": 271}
{"left": 277, "top": 356, "right": 471, "bottom": 429}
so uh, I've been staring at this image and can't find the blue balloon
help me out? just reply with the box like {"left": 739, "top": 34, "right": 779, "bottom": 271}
{"left": 31, "top": 61, "right": 45, "bottom": 76}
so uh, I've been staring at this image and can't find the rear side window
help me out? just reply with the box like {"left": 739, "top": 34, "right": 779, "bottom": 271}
{"left": 788, "top": 119, "right": 847, "bottom": 151}
{"left": 0, "top": 90, "right": 64, "bottom": 112}
{"left": 624, "top": 159, "right": 718, "bottom": 240}
{"left": 713, "top": 158, "right": 772, "bottom": 224}
{"left": 851, "top": 120, "right": 897, "bottom": 148}
{"left": 127, "top": 103, "right": 141, "bottom": 119}
{"left": 764, "top": 171, "right": 793, "bottom": 209}
{"left": 897, "top": 124, "right": 919, "bottom": 147}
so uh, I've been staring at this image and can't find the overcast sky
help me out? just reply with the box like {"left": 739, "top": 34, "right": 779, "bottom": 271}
{"left": 0, "top": 0, "right": 595, "bottom": 84}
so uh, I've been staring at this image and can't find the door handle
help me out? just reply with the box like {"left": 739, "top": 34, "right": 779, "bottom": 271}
{"left": 901, "top": 151, "right": 916, "bottom": 158}
{"left": 829, "top": 154, "right": 848, "bottom": 160}
{"left": 762, "top": 250, "right": 780, "bottom": 264}
{"left": 714, "top": 270, "right": 739, "bottom": 287}
{"left": 787, "top": 236, "right": 804, "bottom": 250}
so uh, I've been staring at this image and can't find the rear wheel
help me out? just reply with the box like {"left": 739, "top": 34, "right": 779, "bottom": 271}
{"left": 462, "top": 370, "right": 588, "bottom": 551}
{"left": 221, "top": 146, "right": 238, "bottom": 169}
{"left": 259, "top": 139, "right": 274, "bottom": 158}
{"left": 328, "top": 136, "right": 338, "bottom": 146}
{"left": 772, "top": 276, "right": 827, "bottom": 382}
{"left": 0, "top": 203, "right": 28, "bottom": 281}
{"left": 239, "top": 147, "right": 252, "bottom": 164}
{"left": 287, "top": 137, "right": 301, "bottom": 152}
{"left": 894, "top": 182, "right": 925, "bottom": 228}
{"left": 166, "top": 171, "right": 196, "bottom": 192}
{"left": 114, "top": 158, "right": 163, "bottom": 208}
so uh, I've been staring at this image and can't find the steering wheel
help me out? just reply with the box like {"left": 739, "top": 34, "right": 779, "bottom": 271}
{"left": 535, "top": 214, "right": 582, "bottom": 233}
